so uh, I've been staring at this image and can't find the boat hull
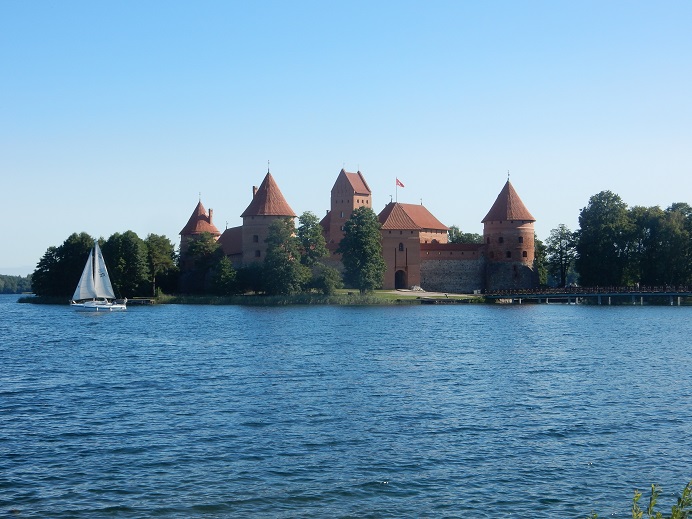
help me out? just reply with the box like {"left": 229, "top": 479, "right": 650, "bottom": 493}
{"left": 71, "top": 301, "right": 127, "bottom": 312}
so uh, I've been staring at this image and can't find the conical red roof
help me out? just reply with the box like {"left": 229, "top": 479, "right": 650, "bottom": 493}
{"left": 482, "top": 181, "right": 535, "bottom": 223}
{"left": 179, "top": 200, "right": 221, "bottom": 236}
{"left": 241, "top": 173, "right": 296, "bottom": 217}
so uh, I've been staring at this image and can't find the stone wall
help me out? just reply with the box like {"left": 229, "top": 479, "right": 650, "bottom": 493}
{"left": 484, "top": 262, "right": 536, "bottom": 292}
{"left": 420, "top": 258, "right": 485, "bottom": 293}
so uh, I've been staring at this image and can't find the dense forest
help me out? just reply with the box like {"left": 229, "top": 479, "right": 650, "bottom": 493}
{"left": 24, "top": 191, "right": 692, "bottom": 298}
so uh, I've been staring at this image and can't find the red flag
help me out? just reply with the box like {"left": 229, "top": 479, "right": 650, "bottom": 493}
{"left": 396, "top": 178, "right": 405, "bottom": 188}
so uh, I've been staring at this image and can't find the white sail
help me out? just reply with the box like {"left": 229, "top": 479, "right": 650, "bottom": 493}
{"left": 72, "top": 249, "right": 97, "bottom": 301}
{"left": 93, "top": 243, "right": 116, "bottom": 299}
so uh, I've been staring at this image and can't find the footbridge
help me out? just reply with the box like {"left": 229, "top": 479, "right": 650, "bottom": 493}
{"left": 484, "top": 286, "right": 692, "bottom": 305}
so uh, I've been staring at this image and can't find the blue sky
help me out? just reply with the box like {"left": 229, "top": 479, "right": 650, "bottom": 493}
{"left": 2, "top": 1, "right": 691, "bottom": 275}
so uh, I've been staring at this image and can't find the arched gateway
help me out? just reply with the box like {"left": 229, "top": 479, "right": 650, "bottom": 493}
{"left": 395, "top": 270, "right": 407, "bottom": 289}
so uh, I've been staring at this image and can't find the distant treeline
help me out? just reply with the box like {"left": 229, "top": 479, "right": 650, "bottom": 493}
{"left": 0, "top": 274, "right": 32, "bottom": 294}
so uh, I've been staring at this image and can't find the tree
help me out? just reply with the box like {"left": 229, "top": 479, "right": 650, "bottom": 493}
{"left": 179, "top": 231, "right": 223, "bottom": 294}
{"left": 236, "top": 262, "right": 265, "bottom": 294}
{"left": 145, "top": 234, "right": 178, "bottom": 296}
{"left": 102, "top": 231, "right": 150, "bottom": 297}
{"left": 448, "top": 225, "right": 483, "bottom": 244}
{"left": 533, "top": 234, "right": 548, "bottom": 286}
{"left": 337, "top": 206, "right": 386, "bottom": 294}
{"left": 263, "top": 218, "right": 311, "bottom": 295}
{"left": 210, "top": 255, "right": 238, "bottom": 295}
{"left": 655, "top": 203, "right": 692, "bottom": 286}
{"left": 32, "top": 232, "right": 94, "bottom": 297}
{"left": 545, "top": 224, "right": 577, "bottom": 287}
{"left": 297, "top": 211, "right": 329, "bottom": 266}
{"left": 306, "top": 263, "right": 343, "bottom": 295}
{"left": 575, "top": 191, "right": 632, "bottom": 287}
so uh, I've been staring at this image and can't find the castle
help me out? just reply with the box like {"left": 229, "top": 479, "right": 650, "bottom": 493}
{"left": 179, "top": 169, "right": 537, "bottom": 293}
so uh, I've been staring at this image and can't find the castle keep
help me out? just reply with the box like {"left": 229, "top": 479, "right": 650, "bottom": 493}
{"left": 180, "top": 169, "right": 537, "bottom": 293}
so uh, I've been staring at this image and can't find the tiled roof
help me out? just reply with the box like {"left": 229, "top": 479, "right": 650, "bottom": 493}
{"left": 482, "top": 180, "right": 535, "bottom": 223}
{"left": 342, "top": 169, "right": 371, "bottom": 195}
{"left": 379, "top": 202, "right": 449, "bottom": 231}
{"left": 217, "top": 226, "right": 243, "bottom": 256}
{"left": 241, "top": 172, "right": 296, "bottom": 218}
{"left": 179, "top": 200, "right": 221, "bottom": 236}
{"left": 319, "top": 211, "right": 330, "bottom": 232}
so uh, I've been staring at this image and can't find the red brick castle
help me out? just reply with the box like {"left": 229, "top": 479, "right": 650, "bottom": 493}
{"left": 180, "top": 169, "right": 537, "bottom": 293}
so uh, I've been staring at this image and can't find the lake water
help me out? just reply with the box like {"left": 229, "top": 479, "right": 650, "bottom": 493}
{"left": 1, "top": 294, "right": 690, "bottom": 518}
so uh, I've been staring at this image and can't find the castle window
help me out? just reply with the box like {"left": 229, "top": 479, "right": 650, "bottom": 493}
{"left": 340, "top": 211, "right": 344, "bottom": 218}
{"left": 523, "top": 251, "right": 528, "bottom": 258}
{"left": 487, "top": 237, "right": 490, "bottom": 244}
{"left": 255, "top": 250, "right": 261, "bottom": 257}
{"left": 400, "top": 231, "right": 403, "bottom": 235}
{"left": 398, "top": 243, "right": 404, "bottom": 251}
{"left": 498, "top": 237, "right": 504, "bottom": 244}
{"left": 518, "top": 236, "right": 524, "bottom": 243}
{"left": 253, "top": 234, "right": 259, "bottom": 243}
{"left": 506, "top": 251, "right": 512, "bottom": 258}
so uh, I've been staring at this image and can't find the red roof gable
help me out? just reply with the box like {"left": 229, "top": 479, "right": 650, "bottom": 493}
{"left": 482, "top": 180, "right": 535, "bottom": 223}
{"left": 217, "top": 226, "right": 243, "bottom": 256}
{"left": 379, "top": 202, "right": 448, "bottom": 231}
{"left": 179, "top": 200, "right": 221, "bottom": 236}
{"left": 241, "top": 172, "right": 296, "bottom": 218}
{"left": 342, "top": 169, "right": 371, "bottom": 195}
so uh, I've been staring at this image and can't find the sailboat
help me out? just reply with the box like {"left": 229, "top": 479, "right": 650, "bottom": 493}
{"left": 70, "top": 243, "right": 127, "bottom": 311}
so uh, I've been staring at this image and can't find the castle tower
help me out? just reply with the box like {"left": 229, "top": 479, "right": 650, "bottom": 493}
{"left": 240, "top": 172, "right": 296, "bottom": 264}
{"left": 482, "top": 180, "right": 537, "bottom": 291}
{"left": 179, "top": 200, "right": 221, "bottom": 270}
{"left": 321, "top": 169, "right": 372, "bottom": 252}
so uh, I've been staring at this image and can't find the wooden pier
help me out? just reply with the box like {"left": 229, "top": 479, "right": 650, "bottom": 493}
{"left": 484, "top": 286, "right": 692, "bottom": 305}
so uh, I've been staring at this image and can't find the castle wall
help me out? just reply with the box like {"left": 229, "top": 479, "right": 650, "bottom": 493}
{"left": 419, "top": 229, "right": 448, "bottom": 244}
{"left": 420, "top": 257, "right": 485, "bottom": 293}
{"left": 484, "top": 261, "right": 537, "bottom": 292}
